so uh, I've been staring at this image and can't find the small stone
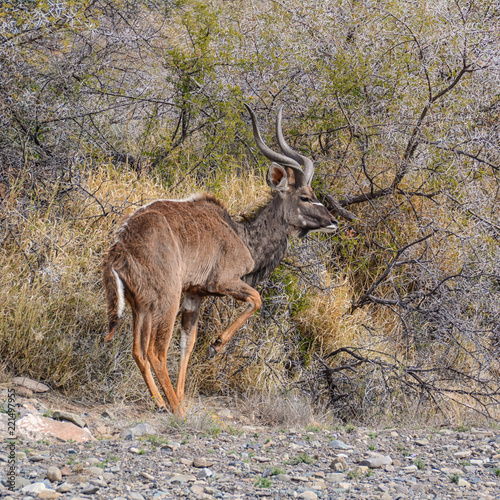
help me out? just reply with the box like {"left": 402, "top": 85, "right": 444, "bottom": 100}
{"left": 330, "top": 456, "right": 348, "bottom": 471}
{"left": 410, "top": 484, "right": 427, "bottom": 494}
{"left": 338, "top": 482, "right": 351, "bottom": 491}
{"left": 15, "top": 386, "right": 33, "bottom": 397}
{"left": 298, "top": 492, "right": 318, "bottom": 500}
{"left": 329, "top": 439, "right": 352, "bottom": 450}
{"left": 21, "top": 482, "right": 48, "bottom": 494}
{"left": 46, "top": 466, "right": 62, "bottom": 482}
{"left": 129, "top": 447, "right": 140, "bottom": 454}
{"left": 359, "top": 455, "right": 392, "bottom": 468}
{"left": 168, "top": 474, "right": 197, "bottom": 484}
{"left": 120, "top": 423, "right": 156, "bottom": 439}
{"left": 90, "top": 479, "right": 107, "bottom": 487}
{"left": 179, "top": 458, "right": 193, "bottom": 466}
{"left": 415, "top": 438, "right": 429, "bottom": 446}
{"left": 38, "top": 491, "right": 61, "bottom": 499}
{"left": 190, "top": 485, "right": 205, "bottom": 498}
{"left": 325, "top": 473, "right": 345, "bottom": 483}
{"left": 458, "top": 478, "right": 471, "bottom": 487}
{"left": 197, "top": 468, "right": 213, "bottom": 479}
{"left": 14, "top": 477, "right": 31, "bottom": 490}
{"left": 88, "top": 466, "right": 104, "bottom": 475}
{"left": 162, "top": 443, "right": 180, "bottom": 452}
{"left": 275, "top": 474, "right": 292, "bottom": 482}
{"left": 454, "top": 450, "right": 472, "bottom": 459}
{"left": 441, "top": 467, "right": 463, "bottom": 476}
{"left": 55, "top": 483, "right": 72, "bottom": 493}
{"left": 52, "top": 411, "right": 86, "bottom": 428}
{"left": 402, "top": 465, "right": 418, "bottom": 473}
{"left": 81, "top": 485, "right": 99, "bottom": 494}
{"left": 193, "top": 457, "right": 214, "bottom": 468}
{"left": 129, "top": 493, "right": 145, "bottom": 500}
{"left": 253, "top": 456, "right": 271, "bottom": 462}
{"left": 140, "top": 472, "right": 155, "bottom": 481}
{"left": 291, "top": 475, "right": 308, "bottom": 482}
{"left": 12, "top": 377, "right": 50, "bottom": 393}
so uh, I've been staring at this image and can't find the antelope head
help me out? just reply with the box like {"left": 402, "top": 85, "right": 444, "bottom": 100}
{"left": 245, "top": 104, "right": 338, "bottom": 238}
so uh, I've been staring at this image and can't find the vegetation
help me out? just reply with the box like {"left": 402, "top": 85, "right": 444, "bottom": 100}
{"left": 0, "top": 0, "right": 498, "bottom": 424}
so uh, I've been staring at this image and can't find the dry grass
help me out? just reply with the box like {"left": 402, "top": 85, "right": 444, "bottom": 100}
{"left": 1, "top": 163, "right": 498, "bottom": 426}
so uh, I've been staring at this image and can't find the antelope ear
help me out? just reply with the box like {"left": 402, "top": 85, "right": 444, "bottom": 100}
{"left": 267, "top": 163, "right": 289, "bottom": 192}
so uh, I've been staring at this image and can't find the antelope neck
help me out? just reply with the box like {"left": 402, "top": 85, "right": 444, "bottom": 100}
{"left": 233, "top": 195, "right": 290, "bottom": 286}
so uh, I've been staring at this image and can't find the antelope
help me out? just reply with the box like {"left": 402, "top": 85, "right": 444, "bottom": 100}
{"left": 103, "top": 105, "right": 338, "bottom": 414}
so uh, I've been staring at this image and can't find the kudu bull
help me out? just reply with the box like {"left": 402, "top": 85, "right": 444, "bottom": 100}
{"left": 103, "top": 105, "right": 338, "bottom": 413}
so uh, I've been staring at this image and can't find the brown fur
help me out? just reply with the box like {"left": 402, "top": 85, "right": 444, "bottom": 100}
{"left": 103, "top": 109, "right": 338, "bottom": 414}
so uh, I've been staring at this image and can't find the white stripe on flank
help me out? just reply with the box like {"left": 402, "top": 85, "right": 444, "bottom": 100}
{"left": 112, "top": 269, "right": 125, "bottom": 318}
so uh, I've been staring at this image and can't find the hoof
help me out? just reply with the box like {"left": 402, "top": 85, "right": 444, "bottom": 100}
{"left": 206, "top": 345, "right": 217, "bottom": 359}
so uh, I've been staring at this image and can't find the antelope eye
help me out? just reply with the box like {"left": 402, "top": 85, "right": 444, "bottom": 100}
{"left": 300, "top": 196, "right": 310, "bottom": 202}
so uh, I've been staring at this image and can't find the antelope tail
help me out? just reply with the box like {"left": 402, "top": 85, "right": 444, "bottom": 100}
{"left": 104, "top": 267, "right": 126, "bottom": 341}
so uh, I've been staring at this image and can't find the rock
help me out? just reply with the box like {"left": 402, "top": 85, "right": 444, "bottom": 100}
{"left": 55, "top": 483, "right": 72, "bottom": 493}
{"left": 90, "top": 479, "right": 107, "bottom": 487}
{"left": 441, "top": 467, "right": 463, "bottom": 476}
{"left": 298, "top": 491, "right": 318, "bottom": 500}
{"left": 458, "top": 478, "right": 471, "bottom": 487}
{"left": 21, "top": 482, "right": 48, "bottom": 494}
{"left": 52, "top": 410, "right": 86, "bottom": 428}
{"left": 168, "top": 474, "right": 197, "bottom": 484}
{"left": 275, "top": 474, "right": 292, "bottom": 482}
{"left": 39, "top": 491, "right": 62, "bottom": 499}
{"left": 81, "top": 485, "right": 99, "bottom": 494}
{"left": 140, "top": 472, "right": 155, "bottom": 481}
{"left": 17, "top": 414, "right": 94, "bottom": 442}
{"left": 88, "top": 466, "right": 104, "bottom": 476}
{"left": 291, "top": 475, "right": 308, "bottom": 482}
{"left": 330, "top": 456, "right": 348, "bottom": 471}
{"left": 338, "top": 482, "right": 352, "bottom": 491}
{"left": 12, "top": 377, "right": 50, "bottom": 393}
{"left": 120, "top": 423, "right": 156, "bottom": 439}
{"left": 326, "top": 473, "right": 345, "bottom": 483}
{"left": 454, "top": 450, "right": 472, "bottom": 459}
{"left": 15, "top": 386, "right": 33, "bottom": 397}
{"left": 13, "top": 477, "right": 31, "bottom": 490}
{"left": 46, "top": 466, "right": 62, "bottom": 482}
{"left": 329, "top": 439, "right": 352, "bottom": 450}
{"left": 197, "top": 468, "right": 213, "bottom": 479}
{"left": 359, "top": 455, "right": 392, "bottom": 468}
{"left": 193, "top": 457, "right": 214, "bottom": 468}
{"left": 415, "top": 438, "right": 429, "bottom": 446}
{"left": 402, "top": 465, "right": 418, "bottom": 473}
{"left": 253, "top": 456, "right": 271, "bottom": 462}
{"left": 129, "top": 493, "right": 145, "bottom": 500}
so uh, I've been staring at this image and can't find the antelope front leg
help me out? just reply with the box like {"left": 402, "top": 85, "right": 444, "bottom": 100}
{"left": 206, "top": 282, "right": 262, "bottom": 359}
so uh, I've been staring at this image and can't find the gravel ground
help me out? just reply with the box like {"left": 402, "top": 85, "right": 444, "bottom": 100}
{"left": 1, "top": 387, "right": 500, "bottom": 500}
